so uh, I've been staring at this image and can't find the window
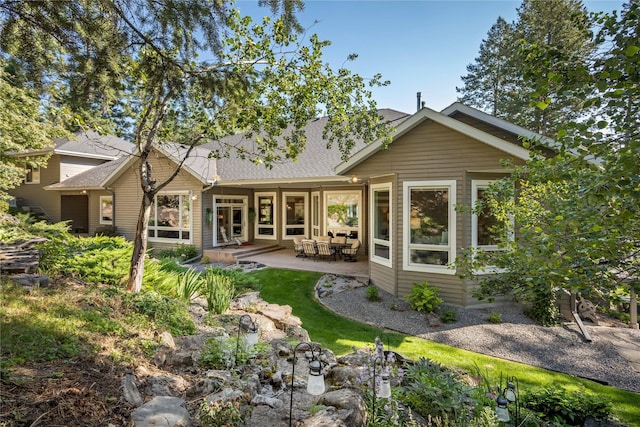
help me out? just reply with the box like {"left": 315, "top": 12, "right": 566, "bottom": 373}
{"left": 100, "top": 196, "right": 113, "bottom": 225}
{"left": 472, "top": 180, "right": 501, "bottom": 250}
{"left": 403, "top": 180, "right": 456, "bottom": 274}
{"left": 311, "top": 192, "right": 320, "bottom": 238}
{"left": 25, "top": 165, "right": 40, "bottom": 184}
{"left": 326, "top": 191, "right": 360, "bottom": 240}
{"left": 255, "top": 192, "right": 277, "bottom": 239}
{"left": 371, "top": 183, "right": 392, "bottom": 266}
{"left": 215, "top": 196, "right": 247, "bottom": 245}
{"left": 148, "top": 192, "right": 191, "bottom": 242}
{"left": 282, "top": 192, "right": 307, "bottom": 238}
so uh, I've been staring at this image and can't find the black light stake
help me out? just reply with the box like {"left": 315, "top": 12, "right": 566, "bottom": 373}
{"left": 371, "top": 357, "right": 392, "bottom": 422}
{"left": 234, "top": 314, "right": 258, "bottom": 367}
{"left": 289, "top": 342, "right": 325, "bottom": 427}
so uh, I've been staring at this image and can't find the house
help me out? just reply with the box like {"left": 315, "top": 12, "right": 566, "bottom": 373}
{"left": 9, "top": 103, "right": 543, "bottom": 306}
{"left": 9, "top": 131, "right": 134, "bottom": 233}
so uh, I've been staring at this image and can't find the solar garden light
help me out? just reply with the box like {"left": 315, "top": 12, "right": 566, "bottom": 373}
{"left": 371, "top": 356, "right": 392, "bottom": 421}
{"left": 289, "top": 342, "right": 325, "bottom": 427}
{"left": 504, "top": 376, "right": 520, "bottom": 426}
{"left": 495, "top": 394, "right": 510, "bottom": 423}
{"left": 234, "top": 314, "right": 259, "bottom": 366}
{"left": 495, "top": 375, "right": 519, "bottom": 424}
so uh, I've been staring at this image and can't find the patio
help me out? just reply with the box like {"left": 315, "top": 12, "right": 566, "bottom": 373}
{"left": 203, "top": 243, "right": 369, "bottom": 278}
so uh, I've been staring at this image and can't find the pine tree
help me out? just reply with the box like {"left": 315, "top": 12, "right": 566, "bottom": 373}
{"left": 457, "top": 17, "right": 517, "bottom": 117}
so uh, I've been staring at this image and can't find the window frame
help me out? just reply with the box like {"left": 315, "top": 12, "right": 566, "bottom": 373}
{"left": 25, "top": 165, "right": 40, "bottom": 184}
{"left": 255, "top": 192, "right": 277, "bottom": 240}
{"left": 282, "top": 191, "right": 308, "bottom": 240}
{"left": 325, "top": 190, "right": 361, "bottom": 240}
{"left": 311, "top": 191, "right": 320, "bottom": 239}
{"left": 370, "top": 182, "right": 392, "bottom": 267}
{"left": 471, "top": 180, "right": 501, "bottom": 250}
{"left": 148, "top": 191, "right": 192, "bottom": 243}
{"left": 99, "top": 196, "right": 113, "bottom": 225}
{"left": 402, "top": 180, "right": 456, "bottom": 274}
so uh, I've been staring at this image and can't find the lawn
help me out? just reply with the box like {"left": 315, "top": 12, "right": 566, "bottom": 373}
{"left": 250, "top": 268, "right": 640, "bottom": 426}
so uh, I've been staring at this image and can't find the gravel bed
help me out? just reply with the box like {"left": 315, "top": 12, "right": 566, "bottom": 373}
{"left": 316, "top": 275, "right": 640, "bottom": 393}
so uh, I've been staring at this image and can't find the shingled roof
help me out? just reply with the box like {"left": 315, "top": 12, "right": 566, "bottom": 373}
{"left": 204, "top": 109, "right": 410, "bottom": 185}
{"left": 53, "top": 130, "right": 134, "bottom": 160}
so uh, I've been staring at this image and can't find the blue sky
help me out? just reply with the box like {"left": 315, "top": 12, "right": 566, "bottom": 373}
{"left": 236, "top": 0, "right": 623, "bottom": 114}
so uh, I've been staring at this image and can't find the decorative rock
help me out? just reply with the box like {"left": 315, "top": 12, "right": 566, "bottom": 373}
{"left": 316, "top": 388, "right": 367, "bottom": 427}
{"left": 231, "top": 291, "right": 262, "bottom": 310}
{"left": 258, "top": 304, "right": 302, "bottom": 329}
{"left": 122, "top": 373, "right": 144, "bottom": 407}
{"left": 251, "top": 394, "right": 283, "bottom": 408}
{"left": 303, "top": 406, "right": 349, "bottom": 427}
{"left": 427, "top": 312, "right": 441, "bottom": 327}
{"left": 131, "top": 396, "right": 191, "bottom": 427}
{"left": 159, "top": 331, "right": 176, "bottom": 349}
{"left": 327, "top": 366, "right": 361, "bottom": 387}
{"left": 10, "top": 274, "right": 49, "bottom": 288}
{"left": 186, "top": 377, "right": 222, "bottom": 398}
{"left": 206, "top": 387, "right": 245, "bottom": 405}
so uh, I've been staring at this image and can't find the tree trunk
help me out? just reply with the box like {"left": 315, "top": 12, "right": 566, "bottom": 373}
{"left": 127, "top": 192, "right": 153, "bottom": 292}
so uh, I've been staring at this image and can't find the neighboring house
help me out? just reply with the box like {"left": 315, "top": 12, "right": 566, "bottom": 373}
{"left": 9, "top": 131, "right": 134, "bottom": 233}
{"left": 9, "top": 103, "right": 547, "bottom": 306}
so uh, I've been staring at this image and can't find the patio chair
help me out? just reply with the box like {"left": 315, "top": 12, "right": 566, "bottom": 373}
{"left": 301, "top": 239, "right": 319, "bottom": 260}
{"left": 341, "top": 239, "right": 361, "bottom": 262}
{"left": 316, "top": 240, "right": 336, "bottom": 261}
{"left": 317, "top": 235, "right": 332, "bottom": 243}
{"left": 292, "top": 236, "right": 305, "bottom": 257}
{"left": 218, "top": 226, "right": 241, "bottom": 248}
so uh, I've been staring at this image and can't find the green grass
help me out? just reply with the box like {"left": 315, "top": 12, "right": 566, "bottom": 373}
{"left": 251, "top": 268, "right": 640, "bottom": 427}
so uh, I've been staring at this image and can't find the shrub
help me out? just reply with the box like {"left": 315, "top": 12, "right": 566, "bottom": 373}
{"left": 399, "top": 357, "right": 477, "bottom": 421}
{"left": 202, "top": 268, "right": 236, "bottom": 314}
{"left": 522, "top": 386, "right": 612, "bottom": 426}
{"left": 366, "top": 285, "right": 380, "bottom": 302}
{"left": 124, "top": 291, "right": 195, "bottom": 336}
{"left": 199, "top": 396, "right": 245, "bottom": 427}
{"left": 201, "top": 336, "right": 234, "bottom": 369}
{"left": 440, "top": 307, "right": 457, "bottom": 324}
{"left": 405, "top": 282, "right": 443, "bottom": 313}
{"left": 487, "top": 312, "right": 502, "bottom": 324}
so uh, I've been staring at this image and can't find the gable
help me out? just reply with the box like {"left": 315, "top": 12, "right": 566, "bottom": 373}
{"left": 336, "top": 106, "right": 531, "bottom": 176}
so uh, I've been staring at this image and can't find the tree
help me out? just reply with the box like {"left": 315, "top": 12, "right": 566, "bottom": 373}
{"left": 457, "top": 0, "right": 595, "bottom": 137}
{"left": 456, "top": 2, "right": 639, "bottom": 325}
{"left": 0, "top": 61, "right": 69, "bottom": 210}
{"left": 456, "top": 17, "right": 518, "bottom": 116}
{"left": 0, "top": 1, "right": 392, "bottom": 292}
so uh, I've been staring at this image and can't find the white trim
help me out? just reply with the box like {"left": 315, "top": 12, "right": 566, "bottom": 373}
{"left": 311, "top": 191, "right": 321, "bottom": 238}
{"left": 148, "top": 190, "right": 193, "bottom": 244}
{"left": 53, "top": 149, "right": 119, "bottom": 161}
{"left": 282, "top": 192, "right": 308, "bottom": 240}
{"left": 99, "top": 195, "right": 113, "bottom": 225}
{"left": 213, "top": 195, "right": 248, "bottom": 246}
{"left": 370, "top": 182, "right": 392, "bottom": 268}
{"left": 402, "top": 180, "right": 457, "bottom": 275}
{"left": 255, "top": 192, "right": 277, "bottom": 240}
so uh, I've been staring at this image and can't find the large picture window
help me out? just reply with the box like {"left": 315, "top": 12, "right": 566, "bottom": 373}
{"left": 403, "top": 180, "right": 456, "bottom": 274}
{"left": 371, "top": 183, "right": 391, "bottom": 266}
{"left": 325, "top": 191, "right": 360, "bottom": 240}
{"left": 148, "top": 192, "right": 191, "bottom": 242}
{"left": 99, "top": 196, "right": 113, "bottom": 225}
{"left": 282, "top": 192, "right": 307, "bottom": 238}
{"left": 255, "top": 192, "right": 276, "bottom": 239}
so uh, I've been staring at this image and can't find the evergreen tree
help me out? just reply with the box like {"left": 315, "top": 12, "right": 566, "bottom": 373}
{"left": 457, "top": 0, "right": 595, "bottom": 136}
{"left": 457, "top": 17, "right": 518, "bottom": 116}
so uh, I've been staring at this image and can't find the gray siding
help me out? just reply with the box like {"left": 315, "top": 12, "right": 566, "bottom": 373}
{"left": 9, "top": 154, "right": 62, "bottom": 223}
{"left": 111, "top": 154, "right": 203, "bottom": 253}
{"left": 349, "top": 120, "right": 525, "bottom": 306}
{"left": 59, "top": 155, "right": 105, "bottom": 181}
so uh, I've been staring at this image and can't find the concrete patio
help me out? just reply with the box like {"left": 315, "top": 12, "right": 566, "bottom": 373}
{"left": 202, "top": 243, "right": 369, "bottom": 278}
